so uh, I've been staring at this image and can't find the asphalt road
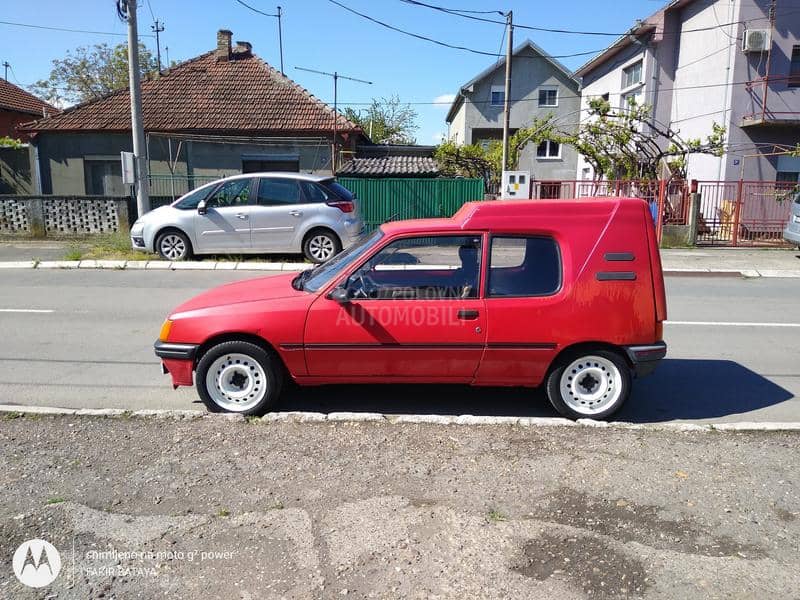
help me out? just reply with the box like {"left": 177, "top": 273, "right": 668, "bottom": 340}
{"left": 0, "top": 269, "right": 798, "bottom": 423}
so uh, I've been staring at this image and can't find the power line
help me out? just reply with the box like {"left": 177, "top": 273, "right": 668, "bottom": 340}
{"left": 0, "top": 19, "right": 154, "bottom": 38}
{"left": 397, "top": 0, "right": 796, "bottom": 38}
{"left": 145, "top": 0, "right": 156, "bottom": 22}
{"left": 327, "top": 0, "right": 602, "bottom": 59}
{"left": 234, "top": 0, "right": 278, "bottom": 17}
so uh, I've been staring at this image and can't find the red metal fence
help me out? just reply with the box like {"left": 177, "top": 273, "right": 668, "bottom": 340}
{"left": 695, "top": 181, "right": 796, "bottom": 247}
{"left": 527, "top": 178, "right": 794, "bottom": 247}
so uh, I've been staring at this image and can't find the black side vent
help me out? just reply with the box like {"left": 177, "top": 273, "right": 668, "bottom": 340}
{"left": 596, "top": 272, "right": 637, "bottom": 281}
{"left": 604, "top": 252, "right": 635, "bottom": 262}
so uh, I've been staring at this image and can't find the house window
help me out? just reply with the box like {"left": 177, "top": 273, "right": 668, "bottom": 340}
{"left": 490, "top": 85, "right": 505, "bottom": 107}
{"left": 538, "top": 87, "right": 558, "bottom": 107}
{"left": 789, "top": 45, "right": 800, "bottom": 88}
{"left": 777, "top": 171, "right": 799, "bottom": 183}
{"left": 536, "top": 140, "right": 561, "bottom": 159}
{"left": 621, "top": 88, "right": 643, "bottom": 108}
{"left": 622, "top": 60, "right": 643, "bottom": 89}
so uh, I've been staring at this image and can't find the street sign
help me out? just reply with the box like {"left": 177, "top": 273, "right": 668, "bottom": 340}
{"left": 121, "top": 151, "right": 135, "bottom": 185}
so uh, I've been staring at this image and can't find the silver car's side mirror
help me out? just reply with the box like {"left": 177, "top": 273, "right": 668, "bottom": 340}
{"left": 197, "top": 200, "right": 208, "bottom": 215}
{"left": 329, "top": 287, "right": 350, "bottom": 304}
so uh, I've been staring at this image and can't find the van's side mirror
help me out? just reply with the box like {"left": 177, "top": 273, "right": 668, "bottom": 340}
{"left": 197, "top": 200, "right": 207, "bottom": 215}
{"left": 329, "top": 286, "right": 350, "bottom": 304}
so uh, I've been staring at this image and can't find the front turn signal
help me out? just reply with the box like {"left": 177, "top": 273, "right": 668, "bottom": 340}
{"left": 159, "top": 319, "right": 173, "bottom": 341}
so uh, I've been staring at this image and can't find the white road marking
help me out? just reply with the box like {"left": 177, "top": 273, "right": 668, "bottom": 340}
{"left": 666, "top": 320, "right": 800, "bottom": 328}
{"left": 0, "top": 309, "right": 55, "bottom": 313}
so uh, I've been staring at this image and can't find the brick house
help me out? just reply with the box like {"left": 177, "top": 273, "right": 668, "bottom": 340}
{"left": 22, "top": 30, "right": 365, "bottom": 198}
{"left": 0, "top": 78, "right": 56, "bottom": 142}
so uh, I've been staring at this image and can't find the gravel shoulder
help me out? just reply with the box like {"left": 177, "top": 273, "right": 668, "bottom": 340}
{"left": 1, "top": 415, "right": 798, "bottom": 599}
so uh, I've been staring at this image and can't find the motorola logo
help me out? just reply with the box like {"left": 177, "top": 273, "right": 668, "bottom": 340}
{"left": 12, "top": 539, "right": 62, "bottom": 588}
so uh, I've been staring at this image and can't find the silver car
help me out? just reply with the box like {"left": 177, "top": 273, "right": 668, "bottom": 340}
{"left": 130, "top": 173, "right": 364, "bottom": 263}
{"left": 784, "top": 191, "right": 800, "bottom": 249}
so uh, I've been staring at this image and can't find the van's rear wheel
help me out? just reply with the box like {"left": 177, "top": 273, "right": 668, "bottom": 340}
{"left": 545, "top": 349, "right": 630, "bottom": 420}
{"left": 196, "top": 341, "right": 282, "bottom": 415}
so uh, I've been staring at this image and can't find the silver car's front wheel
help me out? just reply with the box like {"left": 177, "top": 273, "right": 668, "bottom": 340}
{"left": 156, "top": 230, "right": 191, "bottom": 261}
{"left": 303, "top": 230, "right": 341, "bottom": 263}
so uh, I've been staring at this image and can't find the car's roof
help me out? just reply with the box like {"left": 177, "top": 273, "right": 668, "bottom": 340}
{"left": 380, "top": 197, "right": 648, "bottom": 235}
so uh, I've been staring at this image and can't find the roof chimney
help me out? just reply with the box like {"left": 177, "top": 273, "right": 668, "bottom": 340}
{"left": 233, "top": 41, "right": 252, "bottom": 57}
{"left": 216, "top": 29, "right": 232, "bottom": 61}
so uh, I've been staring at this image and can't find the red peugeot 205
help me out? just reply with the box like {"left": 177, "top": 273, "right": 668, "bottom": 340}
{"left": 155, "top": 198, "right": 667, "bottom": 420}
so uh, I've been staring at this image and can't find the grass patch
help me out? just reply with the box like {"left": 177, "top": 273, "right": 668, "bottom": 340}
{"left": 46, "top": 497, "right": 65, "bottom": 505}
{"left": 216, "top": 508, "right": 231, "bottom": 518}
{"left": 267, "top": 500, "right": 285, "bottom": 510}
{"left": 487, "top": 509, "right": 507, "bottom": 523}
{"left": 62, "top": 232, "right": 157, "bottom": 261}
{"left": 0, "top": 411, "right": 23, "bottom": 420}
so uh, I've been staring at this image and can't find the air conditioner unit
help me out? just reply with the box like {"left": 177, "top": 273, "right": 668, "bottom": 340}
{"left": 742, "top": 29, "right": 771, "bottom": 52}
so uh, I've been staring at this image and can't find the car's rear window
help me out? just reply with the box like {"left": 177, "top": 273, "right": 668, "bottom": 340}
{"left": 487, "top": 236, "right": 561, "bottom": 297}
{"left": 322, "top": 181, "right": 355, "bottom": 200}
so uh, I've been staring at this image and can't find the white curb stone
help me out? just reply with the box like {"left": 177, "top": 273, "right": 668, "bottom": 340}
{"left": 37, "top": 260, "right": 80, "bottom": 269}
{"left": 282, "top": 263, "right": 312, "bottom": 271}
{"left": 132, "top": 409, "right": 205, "bottom": 419}
{"left": 171, "top": 261, "right": 215, "bottom": 270}
{"left": 261, "top": 411, "right": 327, "bottom": 423}
{"left": 96, "top": 260, "right": 127, "bottom": 269}
{"left": 78, "top": 260, "right": 99, "bottom": 268}
{"left": 0, "top": 261, "right": 37, "bottom": 268}
{"left": 214, "top": 262, "right": 238, "bottom": 270}
{"left": 390, "top": 414, "right": 457, "bottom": 425}
{"left": 75, "top": 408, "right": 128, "bottom": 417}
{"left": 327, "top": 411, "right": 386, "bottom": 422}
{"left": 0, "top": 404, "right": 76, "bottom": 415}
{"left": 757, "top": 269, "right": 800, "bottom": 278}
{"left": 125, "top": 261, "right": 149, "bottom": 269}
{"left": 517, "top": 417, "right": 578, "bottom": 427}
{"left": 712, "top": 421, "right": 800, "bottom": 431}
{"left": 145, "top": 261, "right": 172, "bottom": 269}
{"left": 455, "top": 415, "right": 520, "bottom": 426}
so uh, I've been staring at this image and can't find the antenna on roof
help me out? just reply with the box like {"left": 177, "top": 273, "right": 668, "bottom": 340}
{"left": 295, "top": 66, "right": 373, "bottom": 173}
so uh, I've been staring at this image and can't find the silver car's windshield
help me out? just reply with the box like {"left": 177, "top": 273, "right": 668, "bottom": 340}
{"left": 302, "top": 230, "right": 384, "bottom": 292}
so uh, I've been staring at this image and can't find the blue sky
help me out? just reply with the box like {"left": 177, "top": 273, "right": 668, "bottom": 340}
{"left": 1, "top": 0, "right": 664, "bottom": 142}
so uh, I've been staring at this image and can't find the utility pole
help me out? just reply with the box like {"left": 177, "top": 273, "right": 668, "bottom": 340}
{"left": 165, "top": 46, "right": 170, "bottom": 66}
{"left": 277, "top": 6, "right": 284, "bottom": 75}
{"left": 124, "top": 0, "right": 150, "bottom": 215}
{"left": 152, "top": 19, "right": 165, "bottom": 73}
{"left": 2, "top": 61, "right": 9, "bottom": 80}
{"left": 501, "top": 10, "right": 514, "bottom": 173}
{"left": 295, "top": 67, "right": 372, "bottom": 172}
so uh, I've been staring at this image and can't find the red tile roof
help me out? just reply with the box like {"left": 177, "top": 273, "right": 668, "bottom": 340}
{"left": 22, "top": 49, "right": 360, "bottom": 134}
{"left": 0, "top": 78, "right": 57, "bottom": 117}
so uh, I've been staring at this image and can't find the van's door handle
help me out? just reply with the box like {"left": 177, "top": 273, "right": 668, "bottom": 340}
{"left": 457, "top": 309, "right": 479, "bottom": 320}
{"left": 289, "top": 210, "right": 303, "bottom": 217}
{"left": 235, "top": 213, "right": 248, "bottom": 220}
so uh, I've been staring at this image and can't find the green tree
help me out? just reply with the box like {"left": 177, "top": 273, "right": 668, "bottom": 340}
{"left": 556, "top": 97, "right": 725, "bottom": 180}
{"left": 30, "top": 42, "right": 158, "bottom": 106}
{"left": 343, "top": 96, "right": 418, "bottom": 144}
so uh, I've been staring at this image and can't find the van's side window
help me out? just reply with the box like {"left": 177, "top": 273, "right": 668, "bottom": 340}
{"left": 488, "top": 236, "right": 561, "bottom": 297}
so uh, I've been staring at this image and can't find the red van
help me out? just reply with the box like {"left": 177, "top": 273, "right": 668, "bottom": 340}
{"left": 155, "top": 198, "right": 667, "bottom": 420}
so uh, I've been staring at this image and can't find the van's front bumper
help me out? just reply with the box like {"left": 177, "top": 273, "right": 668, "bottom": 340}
{"left": 783, "top": 220, "right": 800, "bottom": 245}
{"left": 624, "top": 342, "right": 667, "bottom": 378}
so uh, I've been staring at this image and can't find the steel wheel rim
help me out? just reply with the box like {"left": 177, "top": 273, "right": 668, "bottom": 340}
{"left": 309, "top": 235, "right": 334, "bottom": 261}
{"left": 160, "top": 234, "right": 186, "bottom": 260}
{"left": 205, "top": 353, "right": 267, "bottom": 412}
{"left": 560, "top": 355, "right": 622, "bottom": 415}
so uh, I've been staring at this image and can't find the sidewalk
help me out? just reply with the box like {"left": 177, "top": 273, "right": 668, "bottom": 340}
{"left": 1, "top": 240, "right": 799, "bottom": 276}
{"left": 1, "top": 414, "right": 798, "bottom": 598}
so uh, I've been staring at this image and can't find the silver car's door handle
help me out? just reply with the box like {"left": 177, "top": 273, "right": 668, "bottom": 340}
{"left": 235, "top": 213, "right": 248, "bottom": 220}
{"left": 289, "top": 210, "right": 303, "bottom": 217}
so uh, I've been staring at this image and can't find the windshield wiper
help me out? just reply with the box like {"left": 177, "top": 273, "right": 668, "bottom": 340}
{"left": 292, "top": 267, "right": 318, "bottom": 291}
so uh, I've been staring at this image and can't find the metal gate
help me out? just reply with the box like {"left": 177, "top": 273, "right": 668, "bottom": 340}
{"left": 696, "top": 181, "right": 795, "bottom": 246}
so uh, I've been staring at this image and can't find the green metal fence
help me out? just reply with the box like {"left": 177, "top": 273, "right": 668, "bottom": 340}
{"left": 337, "top": 177, "right": 485, "bottom": 231}
{"left": 143, "top": 175, "right": 484, "bottom": 230}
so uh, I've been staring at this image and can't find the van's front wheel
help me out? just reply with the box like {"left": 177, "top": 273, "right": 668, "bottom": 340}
{"left": 545, "top": 350, "right": 631, "bottom": 420}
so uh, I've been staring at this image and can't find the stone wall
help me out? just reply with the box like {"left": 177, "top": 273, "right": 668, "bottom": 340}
{"left": 0, "top": 196, "right": 129, "bottom": 237}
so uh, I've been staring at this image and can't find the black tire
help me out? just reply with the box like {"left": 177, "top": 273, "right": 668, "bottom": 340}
{"left": 195, "top": 341, "right": 283, "bottom": 416}
{"left": 302, "top": 229, "right": 341, "bottom": 263}
{"left": 155, "top": 229, "right": 192, "bottom": 261}
{"left": 545, "top": 349, "right": 631, "bottom": 420}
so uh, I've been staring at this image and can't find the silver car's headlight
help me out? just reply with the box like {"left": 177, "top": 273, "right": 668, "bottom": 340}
{"left": 131, "top": 222, "right": 144, "bottom": 236}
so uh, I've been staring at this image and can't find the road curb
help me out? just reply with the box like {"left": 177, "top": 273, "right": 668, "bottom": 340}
{"left": 2, "top": 405, "right": 800, "bottom": 431}
{"left": 1, "top": 260, "right": 798, "bottom": 277}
